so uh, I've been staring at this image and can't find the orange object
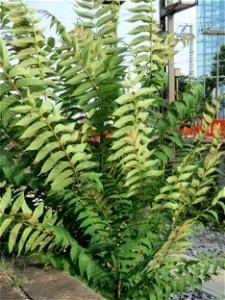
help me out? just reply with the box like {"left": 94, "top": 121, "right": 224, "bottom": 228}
{"left": 179, "top": 119, "right": 225, "bottom": 138}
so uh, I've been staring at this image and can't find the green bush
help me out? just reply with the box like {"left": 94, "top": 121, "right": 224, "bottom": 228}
{"left": 0, "top": 0, "right": 225, "bottom": 299}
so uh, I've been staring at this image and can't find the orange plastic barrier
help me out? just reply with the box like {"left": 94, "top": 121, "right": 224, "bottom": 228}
{"left": 180, "top": 120, "right": 225, "bottom": 137}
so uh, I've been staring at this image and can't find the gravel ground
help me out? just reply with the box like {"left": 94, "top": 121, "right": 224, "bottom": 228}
{"left": 170, "top": 226, "right": 225, "bottom": 300}
{"left": 187, "top": 226, "right": 225, "bottom": 258}
{"left": 170, "top": 289, "right": 216, "bottom": 300}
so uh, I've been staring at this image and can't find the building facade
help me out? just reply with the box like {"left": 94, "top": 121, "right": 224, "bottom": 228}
{"left": 197, "top": 0, "right": 225, "bottom": 78}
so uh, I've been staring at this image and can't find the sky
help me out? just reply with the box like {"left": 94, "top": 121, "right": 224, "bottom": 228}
{"left": 24, "top": 0, "right": 197, "bottom": 76}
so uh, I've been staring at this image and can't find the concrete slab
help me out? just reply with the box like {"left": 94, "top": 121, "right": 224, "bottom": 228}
{"left": 181, "top": 254, "right": 225, "bottom": 299}
{"left": 203, "top": 269, "right": 225, "bottom": 299}
{"left": 2, "top": 256, "right": 224, "bottom": 299}
{"left": 0, "top": 274, "right": 27, "bottom": 300}
{"left": 1, "top": 258, "right": 105, "bottom": 300}
{"left": 16, "top": 264, "right": 105, "bottom": 300}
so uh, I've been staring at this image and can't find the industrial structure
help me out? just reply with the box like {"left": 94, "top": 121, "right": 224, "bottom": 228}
{"left": 197, "top": 0, "right": 225, "bottom": 77}
{"left": 178, "top": 24, "right": 195, "bottom": 78}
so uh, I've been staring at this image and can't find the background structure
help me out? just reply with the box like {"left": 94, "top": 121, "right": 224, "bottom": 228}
{"left": 197, "top": 0, "right": 225, "bottom": 77}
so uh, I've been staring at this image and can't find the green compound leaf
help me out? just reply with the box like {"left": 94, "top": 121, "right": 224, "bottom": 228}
{"left": 8, "top": 223, "right": 23, "bottom": 253}
{"left": 0, "top": 37, "right": 9, "bottom": 68}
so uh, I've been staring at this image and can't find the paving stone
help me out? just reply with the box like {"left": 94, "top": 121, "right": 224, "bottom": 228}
{"left": 3, "top": 255, "right": 224, "bottom": 300}
{"left": 0, "top": 274, "right": 27, "bottom": 300}
{"left": 203, "top": 270, "right": 225, "bottom": 299}
{"left": 2, "top": 259, "right": 105, "bottom": 300}
{"left": 17, "top": 265, "right": 105, "bottom": 300}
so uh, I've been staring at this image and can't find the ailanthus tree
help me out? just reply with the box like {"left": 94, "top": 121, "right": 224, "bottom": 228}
{"left": 0, "top": 1, "right": 225, "bottom": 299}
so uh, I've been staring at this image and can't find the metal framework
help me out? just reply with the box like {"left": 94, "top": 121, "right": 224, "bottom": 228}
{"left": 197, "top": 0, "right": 225, "bottom": 77}
{"left": 103, "top": 0, "right": 125, "bottom": 3}
{"left": 159, "top": 0, "right": 198, "bottom": 102}
{"left": 203, "top": 30, "right": 225, "bottom": 101}
{"left": 160, "top": 0, "right": 197, "bottom": 18}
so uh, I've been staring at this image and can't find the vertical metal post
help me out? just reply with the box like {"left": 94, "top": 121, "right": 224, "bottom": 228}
{"left": 216, "top": 34, "right": 219, "bottom": 100}
{"left": 159, "top": 0, "right": 167, "bottom": 107}
{"left": 159, "top": 0, "right": 166, "bottom": 32}
{"left": 203, "top": 76, "right": 206, "bottom": 97}
{"left": 168, "top": 0, "right": 175, "bottom": 102}
{"left": 189, "top": 24, "right": 194, "bottom": 79}
{"left": 176, "top": 76, "right": 179, "bottom": 100}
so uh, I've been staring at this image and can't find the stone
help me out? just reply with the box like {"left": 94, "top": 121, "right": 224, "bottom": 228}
{"left": 0, "top": 274, "right": 27, "bottom": 300}
{"left": 1, "top": 259, "right": 105, "bottom": 300}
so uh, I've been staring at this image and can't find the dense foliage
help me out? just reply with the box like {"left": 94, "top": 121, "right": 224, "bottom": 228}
{"left": 0, "top": 0, "right": 225, "bottom": 299}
